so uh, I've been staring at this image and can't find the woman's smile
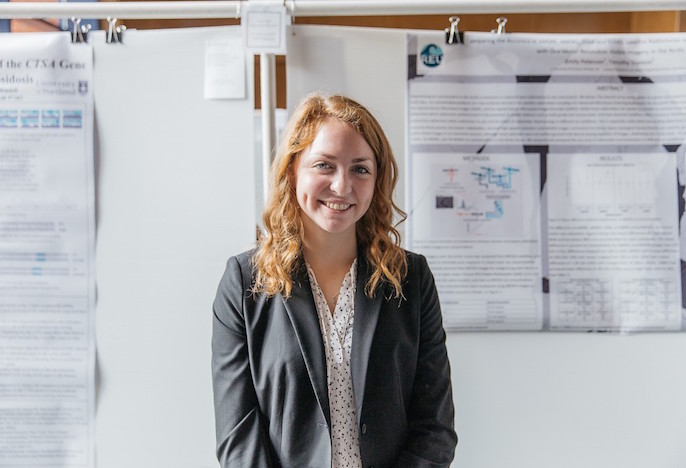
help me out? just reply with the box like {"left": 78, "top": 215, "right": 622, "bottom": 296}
{"left": 321, "top": 200, "right": 353, "bottom": 211}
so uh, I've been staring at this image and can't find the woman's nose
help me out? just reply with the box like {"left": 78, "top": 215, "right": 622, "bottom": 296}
{"left": 330, "top": 170, "right": 352, "bottom": 195}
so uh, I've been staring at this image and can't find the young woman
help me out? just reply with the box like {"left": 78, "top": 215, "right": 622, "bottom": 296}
{"left": 212, "top": 94, "right": 456, "bottom": 467}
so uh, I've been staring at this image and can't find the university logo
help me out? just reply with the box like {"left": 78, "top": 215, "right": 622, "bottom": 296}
{"left": 420, "top": 44, "right": 443, "bottom": 68}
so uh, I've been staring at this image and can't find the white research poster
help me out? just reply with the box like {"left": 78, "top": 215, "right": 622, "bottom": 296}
{"left": 0, "top": 34, "right": 95, "bottom": 465}
{"left": 407, "top": 32, "right": 686, "bottom": 332}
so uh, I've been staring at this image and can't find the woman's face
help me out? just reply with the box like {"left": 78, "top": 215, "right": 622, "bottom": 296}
{"left": 294, "top": 118, "right": 376, "bottom": 241}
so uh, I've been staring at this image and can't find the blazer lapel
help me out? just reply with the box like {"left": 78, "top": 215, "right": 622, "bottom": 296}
{"left": 351, "top": 255, "right": 382, "bottom": 423}
{"left": 280, "top": 268, "right": 331, "bottom": 428}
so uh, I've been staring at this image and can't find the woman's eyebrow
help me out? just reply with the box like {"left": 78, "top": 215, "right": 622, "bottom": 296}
{"left": 308, "top": 152, "right": 336, "bottom": 160}
{"left": 308, "top": 153, "right": 373, "bottom": 163}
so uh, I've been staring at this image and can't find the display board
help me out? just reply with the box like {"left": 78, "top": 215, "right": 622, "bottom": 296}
{"left": 407, "top": 31, "right": 686, "bottom": 333}
{"left": 288, "top": 24, "right": 686, "bottom": 468}
{"left": 93, "top": 26, "right": 254, "bottom": 468}
{"left": 0, "top": 33, "right": 95, "bottom": 467}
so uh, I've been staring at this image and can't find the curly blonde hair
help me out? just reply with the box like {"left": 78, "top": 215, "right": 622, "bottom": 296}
{"left": 253, "top": 93, "right": 407, "bottom": 298}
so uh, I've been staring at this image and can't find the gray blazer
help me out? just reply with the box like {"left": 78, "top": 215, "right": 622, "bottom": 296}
{"left": 212, "top": 249, "right": 457, "bottom": 467}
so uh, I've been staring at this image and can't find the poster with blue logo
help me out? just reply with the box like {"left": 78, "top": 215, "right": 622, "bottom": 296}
{"left": 407, "top": 32, "right": 686, "bottom": 332}
{"left": 0, "top": 33, "right": 95, "bottom": 465}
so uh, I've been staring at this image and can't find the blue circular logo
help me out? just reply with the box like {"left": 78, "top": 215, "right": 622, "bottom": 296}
{"left": 420, "top": 44, "right": 443, "bottom": 68}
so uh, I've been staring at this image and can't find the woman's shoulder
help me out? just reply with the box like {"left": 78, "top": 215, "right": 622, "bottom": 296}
{"left": 397, "top": 249, "right": 436, "bottom": 288}
{"left": 401, "top": 248, "right": 429, "bottom": 269}
{"left": 220, "top": 249, "right": 257, "bottom": 287}
{"left": 228, "top": 249, "right": 256, "bottom": 270}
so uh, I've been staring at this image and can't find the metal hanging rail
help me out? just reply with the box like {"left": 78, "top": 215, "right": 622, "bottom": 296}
{"left": 0, "top": 0, "right": 684, "bottom": 19}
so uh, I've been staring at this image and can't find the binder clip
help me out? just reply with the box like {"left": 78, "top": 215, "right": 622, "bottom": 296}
{"left": 288, "top": 0, "right": 296, "bottom": 29}
{"left": 106, "top": 17, "right": 127, "bottom": 44}
{"left": 71, "top": 17, "right": 91, "bottom": 43}
{"left": 445, "top": 16, "right": 462, "bottom": 45}
{"left": 491, "top": 17, "right": 508, "bottom": 34}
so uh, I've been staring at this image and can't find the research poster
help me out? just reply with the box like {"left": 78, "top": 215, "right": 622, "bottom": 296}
{"left": 0, "top": 34, "right": 95, "bottom": 465}
{"left": 407, "top": 32, "right": 686, "bottom": 332}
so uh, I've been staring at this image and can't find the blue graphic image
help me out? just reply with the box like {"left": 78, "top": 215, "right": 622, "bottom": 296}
{"left": 420, "top": 44, "right": 443, "bottom": 68}
{"left": 42, "top": 110, "right": 60, "bottom": 128}
{"left": 20, "top": 110, "right": 39, "bottom": 128}
{"left": 485, "top": 200, "right": 504, "bottom": 219}
{"left": 63, "top": 110, "right": 83, "bottom": 128}
{"left": 0, "top": 110, "right": 18, "bottom": 128}
{"left": 471, "top": 166, "right": 520, "bottom": 189}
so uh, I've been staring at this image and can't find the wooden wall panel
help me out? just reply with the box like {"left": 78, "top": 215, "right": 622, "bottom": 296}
{"left": 295, "top": 13, "right": 629, "bottom": 33}
{"left": 293, "top": 11, "right": 682, "bottom": 33}
{"left": 113, "top": 18, "right": 239, "bottom": 29}
{"left": 629, "top": 11, "right": 680, "bottom": 32}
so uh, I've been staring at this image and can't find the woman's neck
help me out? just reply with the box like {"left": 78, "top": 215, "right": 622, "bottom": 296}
{"left": 302, "top": 228, "right": 357, "bottom": 270}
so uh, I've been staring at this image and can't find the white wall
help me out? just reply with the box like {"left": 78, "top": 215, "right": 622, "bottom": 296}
{"left": 288, "top": 25, "right": 686, "bottom": 468}
{"left": 93, "top": 27, "right": 255, "bottom": 468}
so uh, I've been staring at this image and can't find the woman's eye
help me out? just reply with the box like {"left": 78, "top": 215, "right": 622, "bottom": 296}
{"left": 354, "top": 166, "right": 371, "bottom": 174}
{"left": 315, "top": 162, "right": 331, "bottom": 170}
